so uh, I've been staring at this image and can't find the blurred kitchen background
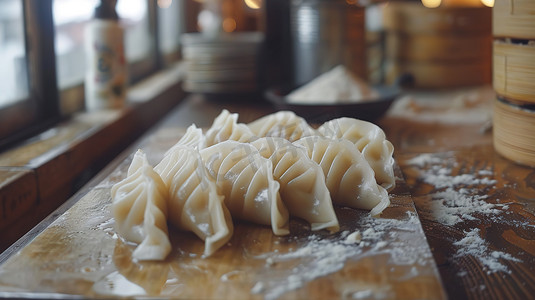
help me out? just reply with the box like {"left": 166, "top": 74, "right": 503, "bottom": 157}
{"left": 0, "top": 0, "right": 497, "bottom": 110}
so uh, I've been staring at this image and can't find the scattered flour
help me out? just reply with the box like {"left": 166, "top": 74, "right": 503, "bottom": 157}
{"left": 249, "top": 212, "right": 431, "bottom": 300}
{"left": 406, "top": 153, "right": 500, "bottom": 226}
{"left": 349, "top": 290, "right": 374, "bottom": 299}
{"left": 344, "top": 231, "right": 362, "bottom": 244}
{"left": 430, "top": 188, "right": 501, "bottom": 226}
{"left": 220, "top": 270, "right": 243, "bottom": 282}
{"left": 406, "top": 153, "right": 443, "bottom": 167}
{"left": 478, "top": 169, "right": 493, "bottom": 176}
{"left": 265, "top": 257, "right": 275, "bottom": 266}
{"left": 453, "top": 228, "right": 521, "bottom": 274}
{"left": 387, "top": 86, "right": 494, "bottom": 124}
{"left": 251, "top": 282, "right": 265, "bottom": 294}
{"left": 406, "top": 153, "right": 523, "bottom": 275}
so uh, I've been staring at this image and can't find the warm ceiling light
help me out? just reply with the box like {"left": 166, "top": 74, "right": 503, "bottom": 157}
{"left": 223, "top": 17, "right": 237, "bottom": 32}
{"left": 421, "top": 0, "right": 441, "bottom": 8}
{"left": 157, "top": 0, "right": 172, "bottom": 9}
{"left": 244, "top": 0, "right": 261, "bottom": 9}
{"left": 480, "top": 0, "right": 494, "bottom": 7}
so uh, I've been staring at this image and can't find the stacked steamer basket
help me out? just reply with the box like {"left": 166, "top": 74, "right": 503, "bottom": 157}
{"left": 492, "top": 0, "right": 535, "bottom": 167}
{"left": 382, "top": 2, "right": 492, "bottom": 88}
{"left": 182, "top": 32, "right": 264, "bottom": 96}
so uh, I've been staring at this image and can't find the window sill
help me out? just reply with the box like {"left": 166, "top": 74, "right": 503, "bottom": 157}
{"left": 0, "top": 63, "right": 186, "bottom": 252}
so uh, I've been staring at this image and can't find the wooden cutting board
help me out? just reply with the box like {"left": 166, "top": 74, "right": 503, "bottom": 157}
{"left": 0, "top": 127, "right": 446, "bottom": 299}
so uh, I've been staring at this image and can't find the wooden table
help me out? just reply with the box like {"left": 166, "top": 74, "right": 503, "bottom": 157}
{"left": 381, "top": 87, "right": 535, "bottom": 299}
{"left": 0, "top": 86, "right": 533, "bottom": 299}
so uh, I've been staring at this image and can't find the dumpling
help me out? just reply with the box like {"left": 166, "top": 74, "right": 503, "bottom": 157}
{"left": 294, "top": 136, "right": 390, "bottom": 216}
{"left": 318, "top": 118, "right": 395, "bottom": 191}
{"left": 205, "top": 109, "right": 255, "bottom": 147}
{"left": 200, "top": 141, "right": 290, "bottom": 236}
{"left": 251, "top": 137, "right": 339, "bottom": 232}
{"left": 110, "top": 150, "right": 171, "bottom": 261}
{"left": 170, "top": 124, "right": 206, "bottom": 150}
{"left": 155, "top": 146, "right": 233, "bottom": 257}
{"left": 248, "top": 111, "right": 317, "bottom": 142}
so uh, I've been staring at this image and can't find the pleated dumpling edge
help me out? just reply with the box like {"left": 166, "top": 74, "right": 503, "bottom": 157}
{"left": 110, "top": 149, "right": 171, "bottom": 261}
{"left": 155, "top": 145, "right": 233, "bottom": 257}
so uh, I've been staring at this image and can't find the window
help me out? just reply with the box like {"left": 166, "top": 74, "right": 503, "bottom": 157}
{"left": 53, "top": 0, "right": 160, "bottom": 113}
{"left": 53, "top": 0, "right": 97, "bottom": 90}
{"left": 53, "top": 0, "right": 158, "bottom": 89}
{"left": 0, "top": 0, "right": 59, "bottom": 149}
{"left": 158, "top": 0, "right": 185, "bottom": 65}
{"left": 120, "top": 0, "right": 153, "bottom": 64}
{"left": 0, "top": 0, "right": 28, "bottom": 108}
{"left": 0, "top": 0, "right": 187, "bottom": 149}
{"left": 120, "top": 0, "right": 159, "bottom": 82}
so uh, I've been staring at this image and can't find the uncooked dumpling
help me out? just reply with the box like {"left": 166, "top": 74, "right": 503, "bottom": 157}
{"left": 205, "top": 109, "right": 255, "bottom": 147}
{"left": 294, "top": 136, "right": 390, "bottom": 216}
{"left": 155, "top": 146, "right": 233, "bottom": 257}
{"left": 171, "top": 124, "right": 206, "bottom": 150}
{"left": 318, "top": 118, "right": 395, "bottom": 191}
{"left": 251, "top": 137, "right": 339, "bottom": 232}
{"left": 200, "top": 141, "right": 290, "bottom": 235}
{"left": 248, "top": 111, "right": 317, "bottom": 142}
{"left": 111, "top": 150, "right": 171, "bottom": 261}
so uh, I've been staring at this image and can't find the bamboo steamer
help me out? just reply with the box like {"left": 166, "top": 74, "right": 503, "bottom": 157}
{"left": 493, "top": 40, "right": 535, "bottom": 103}
{"left": 386, "top": 32, "right": 491, "bottom": 62}
{"left": 493, "top": 97, "right": 535, "bottom": 167}
{"left": 383, "top": 2, "right": 491, "bottom": 34}
{"left": 386, "top": 59, "right": 491, "bottom": 88}
{"left": 493, "top": 0, "right": 535, "bottom": 40}
{"left": 383, "top": 2, "right": 491, "bottom": 88}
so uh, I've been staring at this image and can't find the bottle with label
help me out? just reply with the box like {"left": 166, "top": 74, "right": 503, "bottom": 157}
{"left": 84, "top": 0, "right": 127, "bottom": 110}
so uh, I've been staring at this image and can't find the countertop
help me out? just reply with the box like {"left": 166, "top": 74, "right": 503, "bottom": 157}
{"left": 0, "top": 85, "right": 533, "bottom": 299}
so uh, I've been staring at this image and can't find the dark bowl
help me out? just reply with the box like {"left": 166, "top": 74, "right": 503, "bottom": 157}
{"left": 264, "top": 84, "right": 402, "bottom": 123}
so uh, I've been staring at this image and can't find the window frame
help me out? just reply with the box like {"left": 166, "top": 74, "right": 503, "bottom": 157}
{"left": 0, "top": 0, "right": 191, "bottom": 150}
{"left": 125, "top": 0, "right": 161, "bottom": 84}
{"left": 157, "top": 0, "right": 186, "bottom": 67}
{"left": 0, "top": 0, "right": 60, "bottom": 150}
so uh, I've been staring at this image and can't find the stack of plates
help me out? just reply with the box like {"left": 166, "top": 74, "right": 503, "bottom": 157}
{"left": 182, "top": 32, "right": 264, "bottom": 95}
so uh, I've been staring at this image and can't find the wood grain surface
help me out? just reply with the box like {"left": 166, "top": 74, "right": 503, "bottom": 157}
{"left": 0, "top": 77, "right": 184, "bottom": 252}
{"left": 0, "top": 99, "right": 445, "bottom": 299}
{"left": 380, "top": 87, "right": 535, "bottom": 299}
{"left": 1, "top": 87, "right": 534, "bottom": 299}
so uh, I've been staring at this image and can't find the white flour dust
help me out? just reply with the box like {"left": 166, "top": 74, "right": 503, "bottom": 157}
{"left": 406, "top": 153, "right": 522, "bottom": 274}
{"left": 406, "top": 153, "right": 502, "bottom": 226}
{"left": 387, "top": 86, "right": 494, "bottom": 125}
{"left": 430, "top": 187, "right": 502, "bottom": 226}
{"left": 454, "top": 228, "right": 521, "bottom": 275}
{"left": 404, "top": 153, "right": 443, "bottom": 167}
{"left": 249, "top": 212, "right": 432, "bottom": 300}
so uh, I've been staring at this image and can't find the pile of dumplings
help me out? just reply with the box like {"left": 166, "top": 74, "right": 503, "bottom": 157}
{"left": 111, "top": 110, "right": 395, "bottom": 261}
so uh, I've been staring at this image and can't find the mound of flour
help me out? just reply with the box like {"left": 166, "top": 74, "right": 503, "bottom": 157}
{"left": 287, "top": 65, "right": 378, "bottom": 104}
